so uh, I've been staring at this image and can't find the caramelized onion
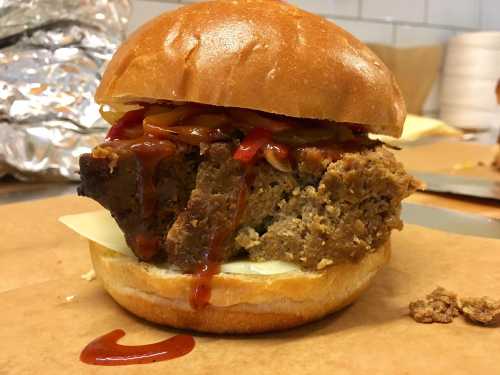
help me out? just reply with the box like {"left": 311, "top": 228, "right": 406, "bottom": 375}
{"left": 102, "top": 135, "right": 176, "bottom": 155}
{"left": 109, "top": 103, "right": 144, "bottom": 112}
{"left": 228, "top": 109, "right": 294, "bottom": 133}
{"left": 263, "top": 143, "right": 292, "bottom": 172}
{"left": 100, "top": 107, "right": 126, "bottom": 125}
{"left": 184, "top": 113, "right": 230, "bottom": 128}
{"left": 143, "top": 123, "right": 232, "bottom": 145}
{"left": 100, "top": 104, "right": 144, "bottom": 125}
{"left": 143, "top": 104, "right": 204, "bottom": 128}
{"left": 273, "top": 126, "right": 355, "bottom": 146}
{"left": 129, "top": 137, "right": 177, "bottom": 157}
{"left": 106, "top": 109, "right": 146, "bottom": 140}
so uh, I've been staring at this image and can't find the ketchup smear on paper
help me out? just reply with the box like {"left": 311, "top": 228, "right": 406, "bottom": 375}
{"left": 80, "top": 329, "right": 195, "bottom": 366}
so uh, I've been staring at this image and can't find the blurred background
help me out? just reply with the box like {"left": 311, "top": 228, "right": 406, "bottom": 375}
{"left": 0, "top": 0, "right": 499, "bottom": 203}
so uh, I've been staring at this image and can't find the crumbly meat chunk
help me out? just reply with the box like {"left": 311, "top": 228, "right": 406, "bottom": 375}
{"left": 242, "top": 147, "right": 419, "bottom": 269}
{"left": 164, "top": 143, "right": 244, "bottom": 268}
{"left": 165, "top": 143, "right": 297, "bottom": 269}
{"left": 409, "top": 287, "right": 460, "bottom": 324}
{"left": 460, "top": 297, "right": 500, "bottom": 326}
{"left": 296, "top": 146, "right": 343, "bottom": 178}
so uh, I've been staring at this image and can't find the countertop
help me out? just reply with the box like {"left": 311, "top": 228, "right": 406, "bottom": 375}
{"left": 0, "top": 176, "right": 77, "bottom": 205}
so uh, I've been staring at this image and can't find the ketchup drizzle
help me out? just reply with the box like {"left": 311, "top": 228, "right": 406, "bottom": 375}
{"left": 190, "top": 260, "right": 221, "bottom": 310}
{"left": 106, "top": 108, "right": 146, "bottom": 141}
{"left": 189, "top": 166, "right": 255, "bottom": 310}
{"left": 103, "top": 136, "right": 175, "bottom": 260}
{"left": 130, "top": 138, "right": 176, "bottom": 218}
{"left": 131, "top": 138, "right": 177, "bottom": 259}
{"left": 80, "top": 329, "right": 195, "bottom": 366}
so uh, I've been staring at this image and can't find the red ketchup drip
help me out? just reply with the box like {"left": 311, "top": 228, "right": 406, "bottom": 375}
{"left": 106, "top": 108, "right": 146, "bottom": 140}
{"left": 80, "top": 329, "right": 195, "bottom": 366}
{"left": 130, "top": 138, "right": 176, "bottom": 259}
{"left": 190, "top": 261, "right": 221, "bottom": 310}
{"left": 130, "top": 138, "right": 175, "bottom": 217}
{"left": 104, "top": 111, "right": 176, "bottom": 260}
{"left": 189, "top": 167, "right": 256, "bottom": 310}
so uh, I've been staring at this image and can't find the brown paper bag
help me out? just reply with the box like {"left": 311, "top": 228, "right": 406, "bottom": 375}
{"left": 368, "top": 44, "right": 443, "bottom": 115}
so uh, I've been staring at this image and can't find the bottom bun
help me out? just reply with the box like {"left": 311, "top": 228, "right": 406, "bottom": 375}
{"left": 89, "top": 240, "right": 391, "bottom": 333}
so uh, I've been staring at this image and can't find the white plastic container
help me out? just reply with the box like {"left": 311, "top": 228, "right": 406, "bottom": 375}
{"left": 440, "top": 32, "right": 500, "bottom": 130}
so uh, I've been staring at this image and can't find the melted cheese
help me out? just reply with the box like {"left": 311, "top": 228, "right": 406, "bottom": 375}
{"left": 59, "top": 211, "right": 300, "bottom": 275}
{"left": 371, "top": 114, "right": 463, "bottom": 145}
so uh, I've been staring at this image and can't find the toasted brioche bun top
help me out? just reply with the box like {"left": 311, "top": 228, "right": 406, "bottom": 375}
{"left": 96, "top": 0, "right": 406, "bottom": 137}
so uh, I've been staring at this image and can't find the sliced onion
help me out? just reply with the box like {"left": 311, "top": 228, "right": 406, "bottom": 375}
{"left": 129, "top": 138, "right": 177, "bottom": 157}
{"left": 99, "top": 106, "right": 126, "bottom": 125}
{"left": 99, "top": 103, "right": 146, "bottom": 125}
{"left": 273, "top": 126, "right": 355, "bottom": 146}
{"left": 143, "top": 104, "right": 203, "bottom": 128}
{"left": 228, "top": 109, "right": 294, "bottom": 133}
{"left": 264, "top": 144, "right": 292, "bottom": 172}
{"left": 143, "top": 123, "right": 231, "bottom": 145}
{"left": 183, "top": 113, "right": 230, "bottom": 128}
{"left": 109, "top": 103, "right": 144, "bottom": 112}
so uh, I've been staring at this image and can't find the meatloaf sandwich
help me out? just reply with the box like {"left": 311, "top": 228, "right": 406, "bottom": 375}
{"left": 77, "top": 0, "right": 419, "bottom": 333}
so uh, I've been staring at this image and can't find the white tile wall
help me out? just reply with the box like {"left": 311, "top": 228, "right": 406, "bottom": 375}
{"left": 330, "top": 18, "right": 394, "bottom": 44}
{"left": 427, "top": 0, "right": 479, "bottom": 29}
{"left": 128, "top": 0, "right": 181, "bottom": 34}
{"left": 287, "top": 0, "right": 358, "bottom": 17}
{"left": 481, "top": 0, "right": 500, "bottom": 31}
{"left": 395, "top": 25, "right": 455, "bottom": 47}
{"left": 183, "top": 0, "right": 360, "bottom": 17}
{"left": 138, "top": 0, "right": 499, "bottom": 46}
{"left": 362, "top": 0, "right": 425, "bottom": 23}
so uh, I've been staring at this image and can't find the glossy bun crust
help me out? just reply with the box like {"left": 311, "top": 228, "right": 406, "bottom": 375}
{"left": 89, "top": 239, "right": 390, "bottom": 334}
{"left": 96, "top": 0, "right": 406, "bottom": 137}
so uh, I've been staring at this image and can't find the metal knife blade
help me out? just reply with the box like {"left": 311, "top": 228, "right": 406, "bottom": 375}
{"left": 402, "top": 202, "right": 500, "bottom": 239}
{"left": 0, "top": 185, "right": 77, "bottom": 205}
{"left": 410, "top": 171, "right": 500, "bottom": 201}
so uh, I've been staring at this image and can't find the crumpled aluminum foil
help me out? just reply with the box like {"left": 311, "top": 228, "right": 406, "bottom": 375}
{"left": 0, "top": 0, "right": 130, "bottom": 181}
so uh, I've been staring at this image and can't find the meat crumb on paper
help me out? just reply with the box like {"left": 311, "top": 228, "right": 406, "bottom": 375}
{"left": 409, "top": 287, "right": 460, "bottom": 324}
{"left": 460, "top": 297, "right": 500, "bottom": 326}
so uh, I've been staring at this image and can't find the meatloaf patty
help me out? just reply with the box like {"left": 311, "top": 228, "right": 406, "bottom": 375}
{"left": 79, "top": 142, "right": 418, "bottom": 271}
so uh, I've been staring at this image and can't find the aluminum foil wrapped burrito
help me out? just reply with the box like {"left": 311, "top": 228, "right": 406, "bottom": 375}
{"left": 0, "top": 0, "right": 130, "bottom": 181}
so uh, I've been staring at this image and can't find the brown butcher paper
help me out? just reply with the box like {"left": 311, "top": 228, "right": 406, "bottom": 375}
{"left": 1, "top": 196, "right": 500, "bottom": 375}
{"left": 397, "top": 141, "right": 500, "bottom": 218}
{"left": 367, "top": 44, "right": 443, "bottom": 115}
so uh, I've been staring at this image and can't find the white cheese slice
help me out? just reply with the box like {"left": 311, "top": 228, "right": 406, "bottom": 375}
{"left": 60, "top": 211, "right": 134, "bottom": 257}
{"left": 59, "top": 211, "right": 300, "bottom": 275}
{"left": 370, "top": 114, "right": 463, "bottom": 145}
{"left": 220, "top": 260, "right": 299, "bottom": 275}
